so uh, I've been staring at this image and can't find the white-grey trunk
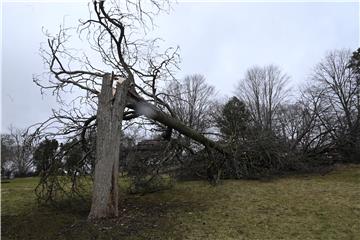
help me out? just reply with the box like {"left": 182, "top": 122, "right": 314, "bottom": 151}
{"left": 88, "top": 73, "right": 129, "bottom": 220}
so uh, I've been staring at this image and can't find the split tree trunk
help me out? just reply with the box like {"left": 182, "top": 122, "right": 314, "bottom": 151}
{"left": 89, "top": 73, "right": 227, "bottom": 220}
{"left": 88, "top": 73, "right": 129, "bottom": 220}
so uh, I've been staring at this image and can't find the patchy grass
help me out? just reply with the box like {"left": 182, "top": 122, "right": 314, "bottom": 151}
{"left": 1, "top": 165, "right": 360, "bottom": 239}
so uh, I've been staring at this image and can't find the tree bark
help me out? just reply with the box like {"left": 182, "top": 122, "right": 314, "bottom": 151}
{"left": 88, "top": 73, "right": 129, "bottom": 220}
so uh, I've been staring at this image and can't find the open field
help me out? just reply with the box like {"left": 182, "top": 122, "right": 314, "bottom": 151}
{"left": 1, "top": 165, "right": 360, "bottom": 240}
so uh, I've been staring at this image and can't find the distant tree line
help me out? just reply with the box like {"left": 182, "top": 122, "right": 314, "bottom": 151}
{"left": 177, "top": 49, "right": 359, "bottom": 180}
{"left": 1, "top": 131, "right": 93, "bottom": 179}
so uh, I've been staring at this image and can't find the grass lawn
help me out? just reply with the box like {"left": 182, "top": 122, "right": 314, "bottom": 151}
{"left": 1, "top": 165, "right": 360, "bottom": 239}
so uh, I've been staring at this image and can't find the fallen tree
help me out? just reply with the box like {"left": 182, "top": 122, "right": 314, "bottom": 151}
{"left": 126, "top": 90, "right": 227, "bottom": 155}
{"left": 33, "top": 0, "right": 228, "bottom": 220}
{"left": 86, "top": 72, "right": 227, "bottom": 219}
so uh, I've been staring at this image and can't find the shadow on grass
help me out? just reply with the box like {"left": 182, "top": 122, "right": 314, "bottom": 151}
{"left": 1, "top": 191, "right": 202, "bottom": 240}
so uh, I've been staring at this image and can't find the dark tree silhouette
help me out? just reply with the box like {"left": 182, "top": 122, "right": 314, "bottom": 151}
{"left": 216, "top": 97, "right": 250, "bottom": 143}
{"left": 33, "top": 139, "right": 59, "bottom": 174}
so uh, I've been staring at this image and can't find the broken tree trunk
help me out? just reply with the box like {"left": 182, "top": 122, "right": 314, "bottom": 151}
{"left": 88, "top": 73, "right": 129, "bottom": 220}
{"left": 127, "top": 94, "right": 228, "bottom": 156}
{"left": 89, "top": 74, "right": 227, "bottom": 220}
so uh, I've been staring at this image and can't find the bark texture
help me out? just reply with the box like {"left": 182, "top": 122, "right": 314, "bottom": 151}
{"left": 88, "top": 73, "right": 129, "bottom": 220}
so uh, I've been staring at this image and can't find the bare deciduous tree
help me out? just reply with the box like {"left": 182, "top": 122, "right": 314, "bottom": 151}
{"left": 165, "top": 74, "right": 216, "bottom": 134}
{"left": 34, "top": 0, "right": 227, "bottom": 220}
{"left": 236, "top": 65, "right": 290, "bottom": 131}
{"left": 4, "top": 126, "right": 37, "bottom": 177}
{"left": 162, "top": 74, "right": 217, "bottom": 153}
{"left": 1, "top": 134, "right": 15, "bottom": 177}
{"left": 310, "top": 49, "right": 359, "bottom": 160}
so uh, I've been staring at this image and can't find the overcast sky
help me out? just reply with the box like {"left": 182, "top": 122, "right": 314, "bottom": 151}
{"left": 1, "top": 1, "right": 359, "bottom": 132}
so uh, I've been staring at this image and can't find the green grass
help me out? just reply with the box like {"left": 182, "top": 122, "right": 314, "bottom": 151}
{"left": 1, "top": 165, "right": 360, "bottom": 240}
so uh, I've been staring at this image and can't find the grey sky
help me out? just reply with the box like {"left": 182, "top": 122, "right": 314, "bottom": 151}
{"left": 1, "top": 1, "right": 359, "bottom": 132}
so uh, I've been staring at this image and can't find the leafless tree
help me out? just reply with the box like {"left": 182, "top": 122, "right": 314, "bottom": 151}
{"left": 163, "top": 74, "right": 217, "bottom": 148}
{"left": 1, "top": 134, "right": 16, "bottom": 177}
{"left": 309, "top": 49, "right": 359, "bottom": 160}
{"left": 275, "top": 103, "right": 307, "bottom": 147}
{"left": 236, "top": 65, "right": 290, "bottom": 131}
{"left": 294, "top": 85, "right": 334, "bottom": 155}
{"left": 275, "top": 49, "right": 359, "bottom": 162}
{"left": 33, "top": 0, "right": 226, "bottom": 220}
{"left": 3, "top": 126, "right": 38, "bottom": 177}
